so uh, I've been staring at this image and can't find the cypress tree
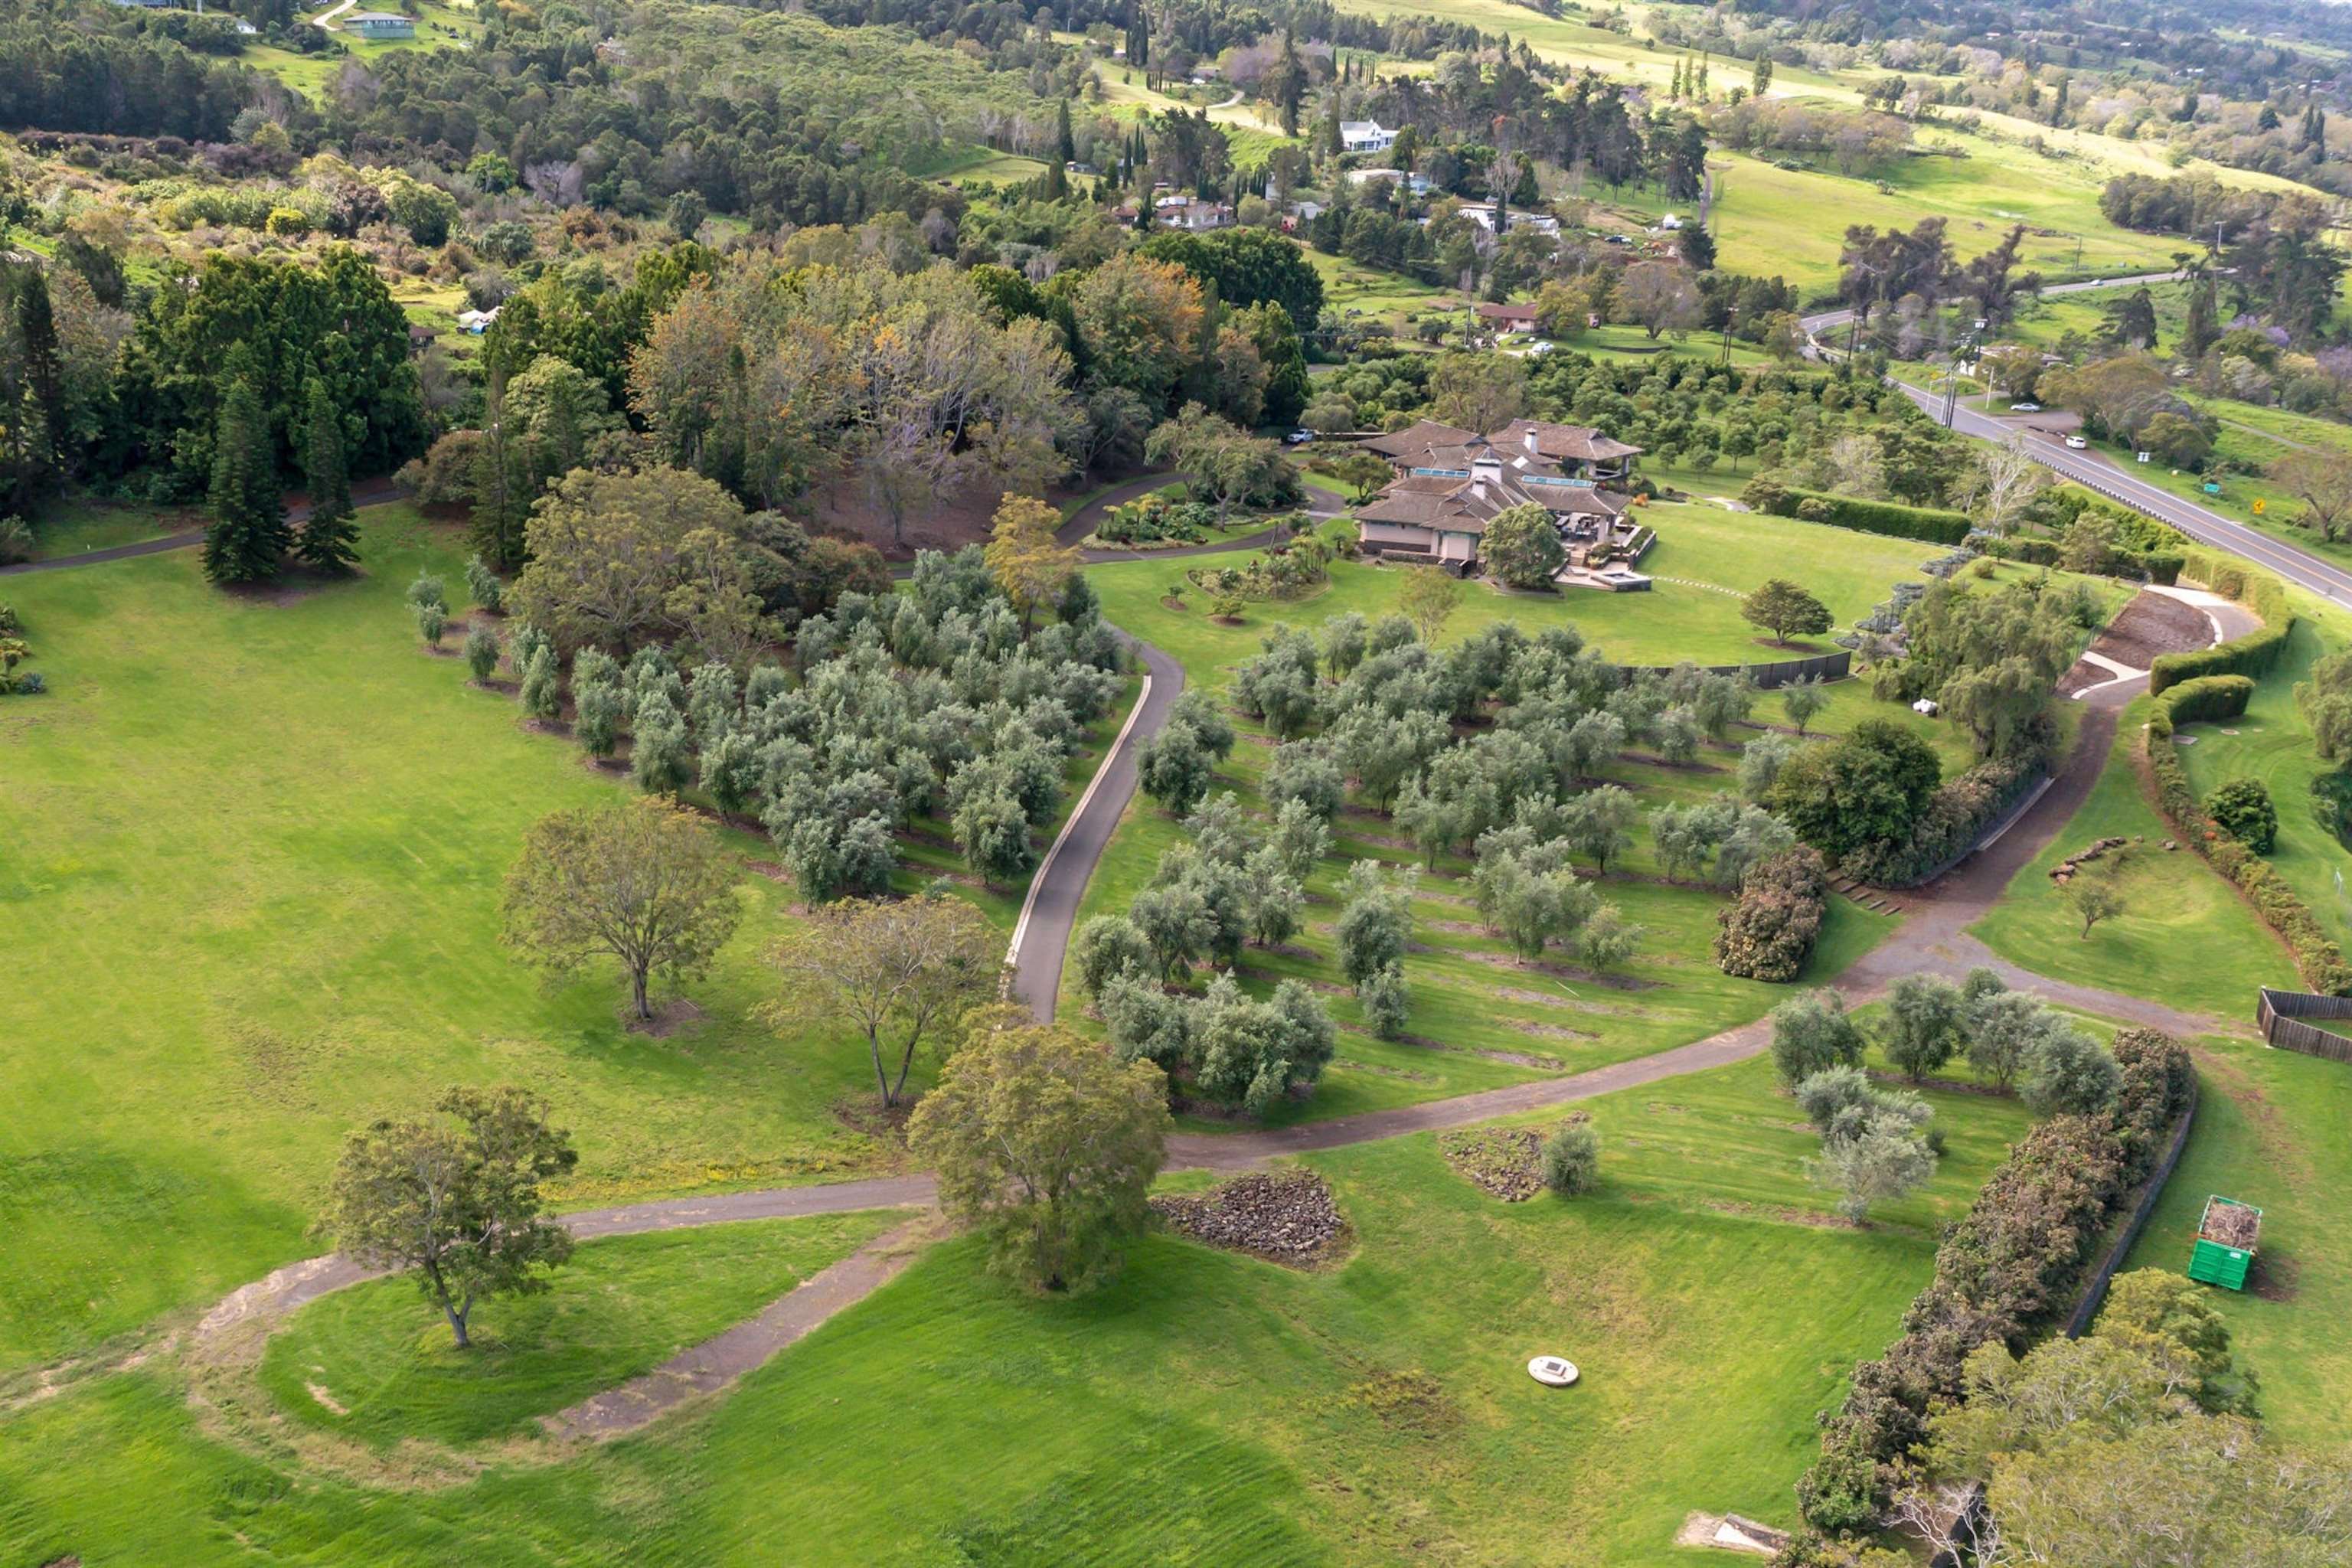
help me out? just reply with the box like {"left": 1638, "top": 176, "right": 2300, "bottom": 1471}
{"left": 15, "top": 272, "right": 61, "bottom": 488}
{"left": 469, "top": 367, "right": 533, "bottom": 570}
{"left": 203, "top": 377, "right": 289, "bottom": 584}
{"left": 296, "top": 377, "right": 359, "bottom": 572}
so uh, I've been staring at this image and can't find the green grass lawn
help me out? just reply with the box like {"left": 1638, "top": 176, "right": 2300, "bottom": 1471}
{"left": 2174, "top": 619, "right": 2352, "bottom": 954}
{"left": 258, "top": 1210, "right": 900, "bottom": 1449}
{"left": 0, "top": 505, "right": 1125, "bottom": 1375}
{"left": 0, "top": 1046, "right": 2034, "bottom": 1566}
{"left": 16, "top": 492, "right": 191, "bottom": 560}
{"left": 1968, "top": 695, "right": 2293, "bottom": 1018}
{"left": 2124, "top": 1034, "right": 2352, "bottom": 1452}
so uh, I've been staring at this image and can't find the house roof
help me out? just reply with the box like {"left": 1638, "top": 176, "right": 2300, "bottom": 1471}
{"left": 1359, "top": 419, "right": 1478, "bottom": 462}
{"left": 1338, "top": 120, "right": 1390, "bottom": 139}
{"left": 1475, "top": 302, "right": 1539, "bottom": 323}
{"left": 1358, "top": 464, "right": 1634, "bottom": 536}
{"left": 1492, "top": 418, "right": 1644, "bottom": 462}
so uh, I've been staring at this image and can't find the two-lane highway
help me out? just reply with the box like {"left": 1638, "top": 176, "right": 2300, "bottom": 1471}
{"left": 1801, "top": 274, "right": 2352, "bottom": 611}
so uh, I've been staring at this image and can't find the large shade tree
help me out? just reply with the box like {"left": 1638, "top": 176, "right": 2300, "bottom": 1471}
{"left": 325, "top": 1085, "right": 579, "bottom": 1348}
{"left": 501, "top": 798, "right": 744, "bottom": 1022}
{"left": 909, "top": 1021, "right": 1171, "bottom": 1293}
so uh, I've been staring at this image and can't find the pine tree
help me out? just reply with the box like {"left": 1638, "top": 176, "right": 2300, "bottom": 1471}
{"left": 469, "top": 367, "right": 533, "bottom": 570}
{"left": 296, "top": 377, "right": 359, "bottom": 572}
{"left": 203, "top": 377, "right": 289, "bottom": 584}
{"left": 1055, "top": 98, "right": 1076, "bottom": 166}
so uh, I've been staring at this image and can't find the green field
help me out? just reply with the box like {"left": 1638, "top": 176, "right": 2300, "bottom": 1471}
{"left": 2172, "top": 616, "right": 2352, "bottom": 953}
{"left": 0, "top": 507, "right": 1123, "bottom": 1374}
{"left": 0, "top": 1045, "right": 2035, "bottom": 1566}
{"left": 2124, "top": 1033, "right": 2352, "bottom": 1452}
{"left": 1968, "top": 696, "right": 2294, "bottom": 1018}
{"left": 258, "top": 1210, "right": 901, "bottom": 1450}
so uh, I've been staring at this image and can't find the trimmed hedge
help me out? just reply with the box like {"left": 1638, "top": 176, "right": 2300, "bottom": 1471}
{"left": 1795, "top": 1031, "right": 2195, "bottom": 1534}
{"left": 1713, "top": 845, "right": 1829, "bottom": 981}
{"left": 2150, "top": 550, "right": 2294, "bottom": 694}
{"left": 2154, "top": 674, "right": 2252, "bottom": 724}
{"left": 1741, "top": 478, "right": 1971, "bottom": 545}
{"left": 2143, "top": 706, "right": 2352, "bottom": 994}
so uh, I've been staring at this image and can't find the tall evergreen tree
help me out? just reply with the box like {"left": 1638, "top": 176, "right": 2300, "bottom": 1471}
{"left": 2182, "top": 276, "right": 2220, "bottom": 360}
{"left": 1056, "top": 98, "right": 1076, "bottom": 166}
{"left": 203, "top": 377, "right": 289, "bottom": 583}
{"left": 297, "top": 377, "right": 359, "bottom": 572}
{"left": 470, "top": 366, "right": 533, "bottom": 570}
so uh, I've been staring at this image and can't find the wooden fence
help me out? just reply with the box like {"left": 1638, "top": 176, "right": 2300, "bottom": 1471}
{"left": 2256, "top": 988, "right": 2352, "bottom": 1064}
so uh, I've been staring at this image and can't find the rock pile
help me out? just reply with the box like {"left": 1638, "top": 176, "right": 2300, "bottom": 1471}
{"left": 2050, "top": 835, "right": 2130, "bottom": 885}
{"left": 1152, "top": 1170, "right": 1347, "bottom": 1266}
{"left": 1439, "top": 1125, "right": 1550, "bottom": 1201}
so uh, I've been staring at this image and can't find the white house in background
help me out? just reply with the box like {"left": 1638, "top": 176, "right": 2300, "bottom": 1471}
{"left": 1339, "top": 119, "right": 1398, "bottom": 154}
{"left": 1154, "top": 194, "right": 1233, "bottom": 231}
{"left": 1344, "top": 167, "right": 1432, "bottom": 194}
{"left": 1452, "top": 204, "right": 1558, "bottom": 237}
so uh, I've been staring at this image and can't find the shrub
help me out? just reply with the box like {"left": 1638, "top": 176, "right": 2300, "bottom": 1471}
{"left": 1769, "top": 988, "right": 1867, "bottom": 1084}
{"left": 1839, "top": 746, "right": 2050, "bottom": 888}
{"left": 1357, "top": 961, "right": 1410, "bottom": 1040}
{"left": 463, "top": 624, "right": 500, "bottom": 682}
{"left": 1713, "top": 845, "right": 1828, "bottom": 981}
{"left": 406, "top": 571, "right": 447, "bottom": 612}
{"left": 413, "top": 601, "right": 446, "bottom": 645}
{"left": 2022, "top": 1024, "right": 2122, "bottom": 1117}
{"left": 1541, "top": 1120, "right": 1601, "bottom": 1196}
{"left": 2207, "top": 776, "right": 2277, "bottom": 854}
{"left": 464, "top": 555, "right": 505, "bottom": 613}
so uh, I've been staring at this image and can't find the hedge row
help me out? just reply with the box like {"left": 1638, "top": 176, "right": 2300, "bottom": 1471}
{"left": 2144, "top": 707, "right": 2352, "bottom": 995}
{"left": 1740, "top": 479, "right": 1972, "bottom": 545}
{"left": 1991, "top": 536, "right": 2183, "bottom": 585}
{"left": 1713, "top": 845, "right": 1828, "bottom": 981}
{"left": 1841, "top": 745, "right": 2050, "bottom": 888}
{"left": 2154, "top": 674, "right": 2252, "bottom": 725}
{"left": 1795, "top": 1031, "right": 2196, "bottom": 1533}
{"left": 2149, "top": 550, "right": 2294, "bottom": 694}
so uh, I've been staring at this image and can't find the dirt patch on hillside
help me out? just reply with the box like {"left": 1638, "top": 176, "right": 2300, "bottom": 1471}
{"left": 2095, "top": 592, "right": 2214, "bottom": 669}
{"left": 1439, "top": 1117, "right": 1589, "bottom": 1201}
{"left": 1152, "top": 1170, "right": 1351, "bottom": 1268}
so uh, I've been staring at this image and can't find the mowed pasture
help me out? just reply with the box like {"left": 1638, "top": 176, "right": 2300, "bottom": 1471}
{"left": 0, "top": 1046, "right": 2034, "bottom": 1567}
{"left": 0, "top": 506, "right": 1125, "bottom": 1373}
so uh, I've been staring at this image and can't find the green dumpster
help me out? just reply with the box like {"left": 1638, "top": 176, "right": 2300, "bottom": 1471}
{"left": 2188, "top": 1196, "right": 2261, "bottom": 1291}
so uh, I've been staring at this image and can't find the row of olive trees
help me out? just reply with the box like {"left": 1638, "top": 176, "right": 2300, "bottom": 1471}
{"left": 1768, "top": 969, "right": 2129, "bottom": 1223}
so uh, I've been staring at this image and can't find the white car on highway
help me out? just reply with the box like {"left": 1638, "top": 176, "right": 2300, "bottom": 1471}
{"left": 2063, "top": 435, "right": 2088, "bottom": 449}
{"left": 2009, "top": 401, "right": 2041, "bottom": 413}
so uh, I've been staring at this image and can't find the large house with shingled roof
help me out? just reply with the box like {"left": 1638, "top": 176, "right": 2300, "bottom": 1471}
{"left": 1353, "top": 419, "right": 1645, "bottom": 578}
